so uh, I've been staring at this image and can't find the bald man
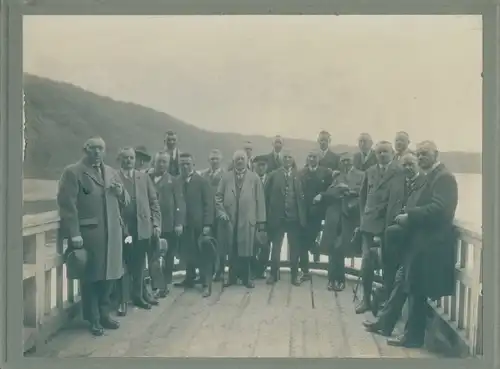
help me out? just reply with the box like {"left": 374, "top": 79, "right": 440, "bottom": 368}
{"left": 384, "top": 141, "right": 458, "bottom": 348}
{"left": 353, "top": 133, "right": 378, "bottom": 171}
{"left": 215, "top": 150, "right": 266, "bottom": 288}
{"left": 57, "top": 137, "right": 130, "bottom": 336}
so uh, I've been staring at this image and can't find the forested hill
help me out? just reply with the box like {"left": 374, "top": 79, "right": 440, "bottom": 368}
{"left": 23, "top": 74, "right": 481, "bottom": 180}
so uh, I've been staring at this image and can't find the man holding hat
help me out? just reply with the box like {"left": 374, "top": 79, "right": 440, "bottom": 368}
{"left": 299, "top": 149, "right": 334, "bottom": 279}
{"left": 251, "top": 154, "right": 271, "bottom": 279}
{"left": 57, "top": 137, "right": 130, "bottom": 336}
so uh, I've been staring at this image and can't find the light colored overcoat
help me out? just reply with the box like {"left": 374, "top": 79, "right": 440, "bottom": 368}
{"left": 57, "top": 158, "right": 130, "bottom": 282}
{"left": 215, "top": 170, "right": 266, "bottom": 257}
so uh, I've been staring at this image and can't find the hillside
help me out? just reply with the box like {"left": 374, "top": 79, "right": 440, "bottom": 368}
{"left": 23, "top": 74, "right": 481, "bottom": 180}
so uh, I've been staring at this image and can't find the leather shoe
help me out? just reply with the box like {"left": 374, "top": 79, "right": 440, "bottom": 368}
{"left": 90, "top": 322, "right": 104, "bottom": 336}
{"left": 144, "top": 295, "right": 159, "bottom": 306}
{"left": 387, "top": 335, "right": 424, "bottom": 348}
{"left": 117, "top": 303, "right": 127, "bottom": 317}
{"left": 133, "top": 299, "right": 152, "bottom": 310}
{"left": 245, "top": 281, "right": 255, "bottom": 289}
{"left": 355, "top": 301, "right": 371, "bottom": 314}
{"left": 100, "top": 317, "right": 120, "bottom": 330}
{"left": 362, "top": 320, "right": 390, "bottom": 336}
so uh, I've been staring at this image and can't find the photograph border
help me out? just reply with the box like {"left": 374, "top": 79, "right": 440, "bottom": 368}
{"left": 1, "top": 0, "right": 497, "bottom": 369}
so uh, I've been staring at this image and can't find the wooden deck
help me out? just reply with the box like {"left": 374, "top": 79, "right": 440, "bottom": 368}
{"left": 30, "top": 272, "right": 437, "bottom": 359}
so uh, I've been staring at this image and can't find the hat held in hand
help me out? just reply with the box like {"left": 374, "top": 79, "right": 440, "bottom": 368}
{"left": 65, "top": 248, "right": 88, "bottom": 280}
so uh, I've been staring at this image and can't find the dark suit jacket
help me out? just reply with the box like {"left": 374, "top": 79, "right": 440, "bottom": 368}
{"left": 168, "top": 149, "right": 180, "bottom": 176}
{"left": 359, "top": 160, "right": 404, "bottom": 234}
{"left": 353, "top": 150, "right": 378, "bottom": 171}
{"left": 264, "top": 151, "right": 283, "bottom": 173}
{"left": 150, "top": 171, "right": 186, "bottom": 233}
{"left": 183, "top": 172, "right": 214, "bottom": 232}
{"left": 119, "top": 170, "right": 161, "bottom": 241}
{"left": 298, "top": 166, "right": 333, "bottom": 221}
{"left": 319, "top": 149, "right": 340, "bottom": 171}
{"left": 264, "top": 167, "right": 307, "bottom": 230}
{"left": 403, "top": 163, "right": 458, "bottom": 299}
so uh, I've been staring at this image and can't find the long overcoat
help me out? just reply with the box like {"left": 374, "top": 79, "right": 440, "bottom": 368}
{"left": 403, "top": 163, "right": 459, "bottom": 299}
{"left": 119, "top": 170, "right": 161, "bottom": 240}
{"left": 215, "top": 170, "right": 266, "bottom": 258}
{"left": 57, "top": 159, "right": 130, "bottom": 282}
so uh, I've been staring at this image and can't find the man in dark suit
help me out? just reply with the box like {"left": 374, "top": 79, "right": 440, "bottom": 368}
{"left": 321, "top": 152, "right": 365, "bottom": 291}
{"left": 57, "top": 137, "right": 129, "bottom": 336}
{"left": 299, "top": 149, "right": 333, "bottom": 280}
{"left": 356, "top": 141, "right": 404, "bottom": 314}
{"left": 353, "top": 133, "right": 378, "bottom": 171}
{"left": 264, "top": 135, "right": 285, "bottom": 173}
{"left": 251, "top": 155, "right": 271, "bottom": 279}
{"left": 199, "top": 149, "right": 226, "bottom": 281}
{"left": 362, "top": 152, "right": 424, "bottom": 337}
{"left": 163, "top": 130, "right": 181, "bottom": 176}
{"left": 150, "top": 151, "right": 186, "bottom": 297}
{"left": 317, "top": 130, "right": 340, "bottom": 171}
{"left": 115, "top": 148, "right": 161, "bottom": 315}
{"left": 265, "top": 149, "right": 307, "bottom": 286}
{"left": 174, "top": 153, "right": 214, "bottom": 297}
{"left": 386, "top": 141, "right": 458, "bottom": 348}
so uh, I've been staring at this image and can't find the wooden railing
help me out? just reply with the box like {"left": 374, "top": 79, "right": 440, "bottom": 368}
{"left": 427, "top": 220, "right": 483, "bottom": 356}
{"left": 22, "top": 210, "right": 81, "bottom": 354}
{"left": 21, "top": 211, "right": 483, "bottom": 357}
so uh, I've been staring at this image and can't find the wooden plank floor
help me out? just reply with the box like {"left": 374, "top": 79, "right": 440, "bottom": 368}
{"left": 31, "top": 272, "right": 438, "bottom": 359}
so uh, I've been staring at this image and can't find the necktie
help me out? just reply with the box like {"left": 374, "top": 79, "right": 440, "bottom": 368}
{"left": 94, "top": 165, "right": 103, "bottom": 180}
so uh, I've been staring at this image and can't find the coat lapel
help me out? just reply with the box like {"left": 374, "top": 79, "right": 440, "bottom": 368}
{"left": 375, "top": 161, "right": 398, "bottom": 190}
{"left": 82, "top": 160, "right": 105, "bottom": 187}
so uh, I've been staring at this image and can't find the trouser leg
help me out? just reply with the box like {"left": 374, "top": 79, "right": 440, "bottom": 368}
{"left": 375, "top": 266, "right": 408, "bottom": 334}
{"left": 268, "top": 228, "right": 285, "bottom": 281}
{"left": 383, "top": 225, "right": 406, "bottom": 299}
{"left": 404, "top": 292, "right": 428, "bottom": 344}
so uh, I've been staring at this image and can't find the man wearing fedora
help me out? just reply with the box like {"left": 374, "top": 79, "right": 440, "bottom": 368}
{"left": 115, "top": 147, "right": 162, "bottom": 314}
{"left": 57, "top": 137, "right": 130, "bottom": 336}
{"left": 134, "top": 145, "right": 153, "bottom": 172}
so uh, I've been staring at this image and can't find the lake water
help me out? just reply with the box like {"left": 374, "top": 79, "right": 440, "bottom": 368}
{"left": 454, "top": 173, "right": 482, "bottom": 228}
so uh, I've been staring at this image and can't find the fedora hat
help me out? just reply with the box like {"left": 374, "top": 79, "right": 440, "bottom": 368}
{"left": 65, "top": 248, "right": 88, "bottom": 280}
{"left": 134, "top": 145, "right": 152, "bottom": 161}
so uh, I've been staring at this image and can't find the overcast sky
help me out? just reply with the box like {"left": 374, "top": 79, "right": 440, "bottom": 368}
{"left": 23, "top": 15, "right": 482, "bottom": 152}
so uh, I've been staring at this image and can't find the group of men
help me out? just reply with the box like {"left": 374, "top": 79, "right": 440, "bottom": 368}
{"left": 57, "top": 129, "right": 458, "bottom": 351}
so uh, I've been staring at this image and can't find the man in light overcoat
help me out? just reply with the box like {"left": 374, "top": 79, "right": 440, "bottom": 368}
{"left": 57, "top": 137, "right": 130, "bottom": 336}
{"left": 115, "top": 148, "right": 161, "bottom": 314}
{"left": 215, "top": 150, "right": 266, "bottom": 289}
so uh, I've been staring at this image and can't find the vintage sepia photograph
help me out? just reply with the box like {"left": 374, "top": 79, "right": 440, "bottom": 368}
{"left": 20, "top": 15, "right": 482, "bottom": 359}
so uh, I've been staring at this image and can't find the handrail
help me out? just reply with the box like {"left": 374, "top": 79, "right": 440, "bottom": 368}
{"left": 21, "top": 210, "right": 482, "bottom": 357}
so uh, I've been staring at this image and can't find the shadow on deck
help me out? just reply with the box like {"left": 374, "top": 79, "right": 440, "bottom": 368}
{"left": 29, "top": 271, "right": 437, "bottom": 359}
